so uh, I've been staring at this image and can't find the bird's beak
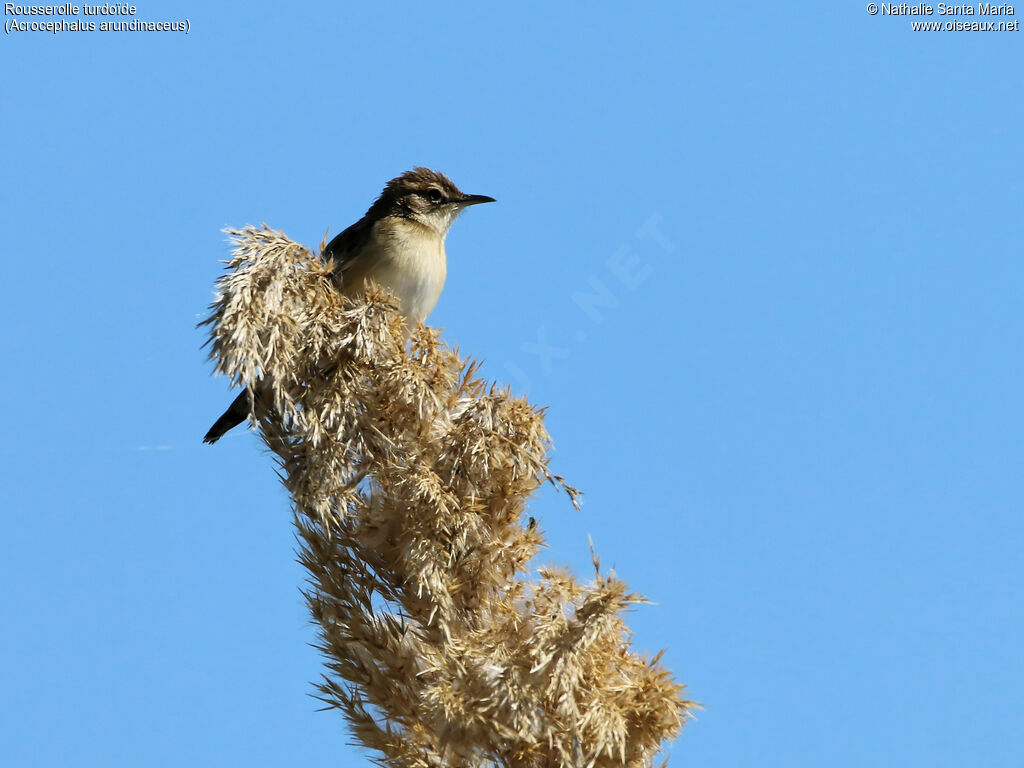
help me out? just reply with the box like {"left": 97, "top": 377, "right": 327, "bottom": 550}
{"left": 458, "top": 194, "right": 496, "bottom": 206}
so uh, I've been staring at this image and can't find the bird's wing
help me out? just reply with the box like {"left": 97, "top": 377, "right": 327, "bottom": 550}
{"left": 323, "top": 216, "right": 375, "bottom": 277}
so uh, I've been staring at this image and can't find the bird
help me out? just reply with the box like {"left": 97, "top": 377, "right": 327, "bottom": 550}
{"left": 203, "top": 167, "right": 495, "bottom": 444}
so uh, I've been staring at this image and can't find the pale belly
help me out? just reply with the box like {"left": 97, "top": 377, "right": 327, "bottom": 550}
{"left": 339, "top": 235, "right": 447, "bottom": 325}
{"left": 372, "top": 251, "right": 446, "bottom": 324}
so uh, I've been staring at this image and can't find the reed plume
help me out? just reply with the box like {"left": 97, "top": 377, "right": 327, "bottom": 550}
{"left": 201, "top": 224, "right": 695, "bottom": 767}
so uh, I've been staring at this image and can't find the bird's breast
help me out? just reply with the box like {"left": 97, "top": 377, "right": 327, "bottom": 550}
{"left": 347, "top": 221, "right": 447, "bottom": 325}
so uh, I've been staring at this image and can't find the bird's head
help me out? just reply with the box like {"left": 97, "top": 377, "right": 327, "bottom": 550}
{"left": 369, "top": 168, "right": 495, "bottom": 238}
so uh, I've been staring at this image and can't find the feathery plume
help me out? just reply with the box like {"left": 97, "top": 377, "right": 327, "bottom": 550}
{"left": 202, "top": 225, "right": 696, "bottom": 767}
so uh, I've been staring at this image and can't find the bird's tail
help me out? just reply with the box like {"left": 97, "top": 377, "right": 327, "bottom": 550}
{"left": 203, "top": 389, "right": 251, "bottom": 444}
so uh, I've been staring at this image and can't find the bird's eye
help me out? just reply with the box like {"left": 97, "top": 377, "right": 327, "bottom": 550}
{"left": 425, "top": 188, "right": 444, "bottom": 203}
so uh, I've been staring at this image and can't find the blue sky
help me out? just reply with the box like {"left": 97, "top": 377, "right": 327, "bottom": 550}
{"left": 2, "top": 2, "right": 1022, "bottom": 766}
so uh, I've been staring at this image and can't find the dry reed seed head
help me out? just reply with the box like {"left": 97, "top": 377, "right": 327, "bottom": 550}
{"left": 202, "top": 225, "right": 694, "bottom": 767}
